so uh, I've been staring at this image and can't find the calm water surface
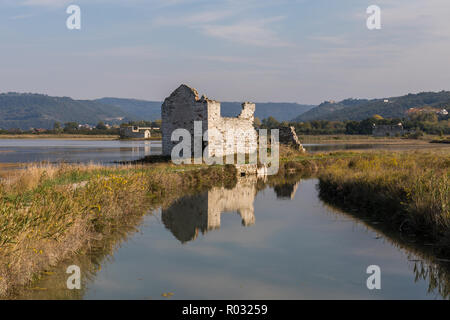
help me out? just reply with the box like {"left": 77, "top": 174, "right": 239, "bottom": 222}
{"left": 0, "top": 139, "right": 161, "bottom": 164}
{"left": 0, "top": 139, "right": 439, "bottom": 164}
{"left": 20, "top": 177, "right": 449, "bottom": 300}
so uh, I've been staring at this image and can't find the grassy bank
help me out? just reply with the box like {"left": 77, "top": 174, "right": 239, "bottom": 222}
{"left": 318, "top": 149, "right": 450, "bottom": 254}
{"left": 0, "top": 162, "right": 236, "bottom": 297}
{"left": 1, "top": 145, "right": 449, "bottom": 296}
{"left": 298, "top": 134, "right": 446, "bottom": 143}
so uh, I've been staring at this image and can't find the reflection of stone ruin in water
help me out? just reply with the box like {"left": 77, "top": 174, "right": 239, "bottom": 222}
{"left": 273, "top": 181, "right": 300, "bottom": 199}
{"left": 162, "top": 178, "right": 257, "bottom": 243}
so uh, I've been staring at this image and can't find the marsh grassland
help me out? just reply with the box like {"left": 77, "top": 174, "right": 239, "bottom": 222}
{"left": 318, "top": 149, "right": 450, "bottom": 253}
{"left": 0, "top": 162, "right": 236, "bottom": 296}
{"left": 0, "top": 144, "right": 449, "bottom": 297}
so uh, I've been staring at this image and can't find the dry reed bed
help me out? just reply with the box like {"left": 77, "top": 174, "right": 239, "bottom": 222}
{"left": 318, "top": 150, "right": 450, "bottom": 253}
{"left": 1, "top": 148, "right": 448, "bottom": 295}
{"left": 0, "top": 162, "right": 236, "bottom": 297}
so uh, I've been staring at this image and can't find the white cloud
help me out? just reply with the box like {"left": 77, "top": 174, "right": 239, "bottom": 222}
{"left": 309, "top": 35, "right": 347, "bottom": 46}
{"left": 20, "top": 0, "right": 72, "bottom": 7}
{"left": 153, "top": 1, "right": 292, "bottom": 48}
{"left": 154, "top": 9, "right": 233, "bottom": 26}
{"left": 155, "top": 11, "right": 291, "bottom": 47}
{"left": 72, "top": 45, "right": 162, "bottom": 59}
{"left": 9, "top": 13, "right": 35, "bottom": 19}
{"left": 12, "top": 0, "right": 201, "bottom": 8}
{"left": 201, "top": 16, "right": 292, "bottom": 47}
{"left": 357, "top": 0, "right": 450, "bottom": 40}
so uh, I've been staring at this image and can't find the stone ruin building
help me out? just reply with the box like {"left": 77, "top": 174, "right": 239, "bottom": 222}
{"left": 162, "top": 84, "right": 257, "bottom": 158}
{"left": 372, "top": 123, "right": 404, "bottom": 137}
{"left": 161, "top": 84, "right": 306, "bottom": 177}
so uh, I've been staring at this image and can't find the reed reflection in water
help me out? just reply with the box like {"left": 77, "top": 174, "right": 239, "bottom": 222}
{"left": 13, "top": 174, "right": 450, "bottom": 300}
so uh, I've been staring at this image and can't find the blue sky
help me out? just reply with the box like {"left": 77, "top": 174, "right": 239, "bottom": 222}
{"left": 1, "top": 0, "right": 450, "bottom": 104}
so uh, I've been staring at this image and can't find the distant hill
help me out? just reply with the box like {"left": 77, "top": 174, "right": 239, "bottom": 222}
{"left": 98, "top": 98, "right": 314, "bottom": 122}
{"left": 293, "top": 99, "right": 369, "bottom": 122}
{"left": 0, "top": 93, "right": 131, "bottom": 130}
{"left": 96, "top": 98, "right": 162, "bottom": 121}
{"left": 0, "top": 94, "right": 314, "bottom": 130}
{"left": 293, "top": 91, "right": 450, "bottom": 122}
{"left": 221, "top": 102, "right": 314, "bottom": 121}
{"left": 4, "top": 90, "right": 449, "bottom": 130}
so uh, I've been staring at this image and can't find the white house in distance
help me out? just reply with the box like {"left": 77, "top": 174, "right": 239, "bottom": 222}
{"left": 120, "top": 126, "right": 152, "bottom": 139}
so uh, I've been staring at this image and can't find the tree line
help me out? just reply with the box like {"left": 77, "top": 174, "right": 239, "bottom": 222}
{"left": 256, "top": 113, "right": 449, "bottom": 136}
{"left": 0, "top": 120, "right": 163, "bottom": 135}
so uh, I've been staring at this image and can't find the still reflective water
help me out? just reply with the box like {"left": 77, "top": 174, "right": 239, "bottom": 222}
{"left": 0, "top": 139, "right": 161, "bottom": 164}
{"left": 19, "top": 177, "right": 449, "bottom": 300}
{"left": 0, "top": 139, "right": 438, "bottom": 165}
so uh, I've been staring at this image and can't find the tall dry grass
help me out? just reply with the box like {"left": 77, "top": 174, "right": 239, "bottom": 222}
{"left": 0, "top": 163, "right": 107, "bottom": 194}
{"left": 0, "top": 162, "right": 236, "bottom": 297}
{"left": 318, "top": 150, "right": 450, "bottom": 252}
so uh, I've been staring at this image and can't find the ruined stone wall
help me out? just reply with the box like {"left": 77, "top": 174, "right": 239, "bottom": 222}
{"left": 279, "top": 126, "right": 305, "bottom": 152}
{"left": 162, "top": 85, "right": 258, "bottom": 158}
{"left": 372, "top": 124, "right": 404, "bottom": 137}
{"left": 208, "top": 103, "right": 257, "bottom": 157}
{"left": 161, "top": 85, "right": 208, "bottom": 156}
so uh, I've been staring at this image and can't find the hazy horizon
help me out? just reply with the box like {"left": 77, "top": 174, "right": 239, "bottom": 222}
{"left": 1, "top": 0, "right": 450, "bottom": 104}
{"left": 2, "top": 87, "right": 450, "bottom": 106}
